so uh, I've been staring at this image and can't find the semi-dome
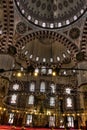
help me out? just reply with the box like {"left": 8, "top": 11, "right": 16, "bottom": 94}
{"left": 15, "top": 30, "right": 78, "bottom": 68}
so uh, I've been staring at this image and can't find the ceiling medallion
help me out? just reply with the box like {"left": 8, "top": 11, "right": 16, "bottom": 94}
{"left": 69, "top": 27, "right": 80, "bottom": 39}
{"left": 16, "top": 22, "right": 27, "bottom": 34}
{"left": 14, "top": 0, "right": 86, "bottom": 29}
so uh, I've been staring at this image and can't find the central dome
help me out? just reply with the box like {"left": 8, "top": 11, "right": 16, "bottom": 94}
{"left": 15, "top": 0, "right": 86, "bottom": 29}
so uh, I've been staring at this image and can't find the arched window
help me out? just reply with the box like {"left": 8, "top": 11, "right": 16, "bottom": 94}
{"left": 50, "top": 83, "right": 56, "bottom": 93}
{"left": 48, "top": 69, "right": 52, "bottom": 75}
{"left": 50, "top": 97, "right": 55, "bottom": 106}
{"left": 66, "top": 97, "right": 72, "bottom": 108}
{"left": 26, "top": 115, "right": 32, "bottom": 126}
{"left": 8, "top": 113, "right": 14, "bottom": 124}
{"left": 40, "top": 81, "right": 45, "bottom": 92}
{"left": 28, "top": 95, "right": 34, "bottom": 105}
{"left": 41, "top": 66, "right": 46, "bottom": 74}
{"left": 10, "top": 94, "right": 17, "bottom": 104}
{"left": 30, "top": 82, "right": 35, "bottom": 92}
{"left": 49, "top": 116, "right": 55, "bottom": 127}
{"left": 67, "top": 116, "right": 74, "bottom": 127}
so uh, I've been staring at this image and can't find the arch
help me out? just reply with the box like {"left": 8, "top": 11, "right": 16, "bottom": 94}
{"left": 15, "top": 30, "right": 79, "bottom": 66}
{"left": 81, "top": 18, "right": 87, "bottom": 60}
{"left": 1, "top": 0, "right": 14, "bottom": 52}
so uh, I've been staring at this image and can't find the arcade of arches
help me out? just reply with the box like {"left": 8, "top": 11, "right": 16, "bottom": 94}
{"left": 0, "top": 0, "right": 87, "bottom": 129}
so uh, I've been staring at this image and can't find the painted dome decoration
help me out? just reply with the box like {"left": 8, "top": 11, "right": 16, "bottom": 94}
{"left": 14, "top": 0, "right": 87, "bottom": 29}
